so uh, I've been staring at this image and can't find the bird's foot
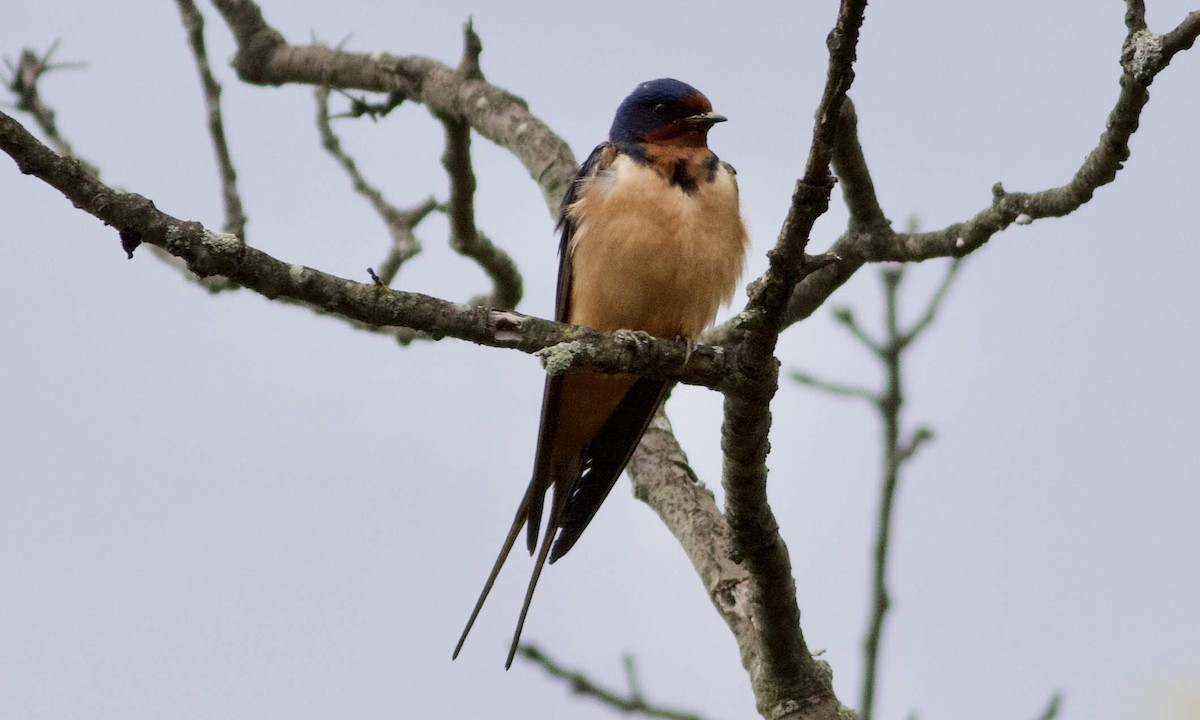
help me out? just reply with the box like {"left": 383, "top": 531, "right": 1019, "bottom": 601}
{"left": 614, "top": 329, "right": 656, "bottom": 351}
{"left": 675, "top": 336, "right": 696, "bottom": 366}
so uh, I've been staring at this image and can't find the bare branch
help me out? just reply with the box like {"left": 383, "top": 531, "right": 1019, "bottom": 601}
{"left": 1033, "top": 693, "right": 1062, "bottom": 720}
{"left": 436, "top": 109, "right": 523, "bottom": 308}
{"left": 860, "top": 10, "right": 1200, "bottom": 263}
{"left": 627, "top": 411, "right": 761, "bottom": 679}
{"left": 747, "top": 0, "right": 869, "bottom": 330}
{"left": 518, "top": 645, "right": 715, "bottom": 720}
{"left": 207, "top": 0, "right": 577, "bottom": 217}
{"left": 899, "top": 258, "right": 963, "bottom": 348}
{"left": 716, "top": 3, "right": 869, "bottom": 717}
{"left": 430, "top": 19, "right": 522, "bottom": 308}
{"left": 0, "top": 108, "right": 741, "bottom": 389}
{"left": 457, "top": 17, "right": 484, "bottom": 81}
{"left": 860, "top": 265, "right": 911, "bottom": 720}
{"left": 791, "top": 257, "right": 955, "bottom": 719}
{"left": 703, "top": 89, "right": 874, "bottom": 348}
{"left": 175, "top": 0, "right": 247, "bottom": 241}
{"left": 765, "top": 7, "right": 1200, "bottom": 340}
{"left": 328, "top": 88, "right": 406, "bottom": 121}
{"left": 831, "top": 98, "right": 887, "bottom": 230}
{"left": 796, "top": 259, "right": 953, "bottom": 720}
{"left": 1125, "top": 0, "right": 1147, "bottom": 33}
{"left": 896, "top": 426, "right": 934, "bottom": 465}
{"left": 3, "top": 44, "right": 97, "bottom": 176}
{"left": 4, "top": 41, "right": 239, "bottom": 293}
{"left": 788, "top": 371, "right": 878, "bottom": 404}
{"left": 314, "top": 86, "right": 437, "bottom": 287}
{"left": 832, "top": 306, "right": 884, "bottom": 357}
{"left": 1161, "top": 11, "right": 1200, "bottom": 59}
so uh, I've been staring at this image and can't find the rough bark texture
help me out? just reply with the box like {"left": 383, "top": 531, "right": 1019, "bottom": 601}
{"left": 3, "top": 2, "right": 1199, "bottom": 718}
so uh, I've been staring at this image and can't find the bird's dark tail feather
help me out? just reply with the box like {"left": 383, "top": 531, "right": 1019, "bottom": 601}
{"left": 504, "top": 481, "right": 567, "bottom": 669}
{"left": 549, "top": 379, "right": 668, "bottom": 563}
{"left": 452, "top": 499, "right": 529, "bottom": 661}
{"left": 454, "top": 454, "right": 578, "bottom": 666}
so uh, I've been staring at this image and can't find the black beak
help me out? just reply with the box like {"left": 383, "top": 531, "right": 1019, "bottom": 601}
{"left": 686, "top": 111, "right": 728, "bottom": 126}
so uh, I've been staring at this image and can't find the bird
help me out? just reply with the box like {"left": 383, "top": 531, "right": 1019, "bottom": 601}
{"left": 453, "top": 78, "right": 748, "bottom": 668}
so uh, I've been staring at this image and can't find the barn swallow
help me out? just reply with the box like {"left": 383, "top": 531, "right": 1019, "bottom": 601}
{"left": 453, "top": 78, "right": 748, "bottom": 668}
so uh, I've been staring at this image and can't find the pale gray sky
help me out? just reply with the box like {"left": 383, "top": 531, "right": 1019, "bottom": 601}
{"left": 2, "top": 2, "right": 1198, "bottom": 719}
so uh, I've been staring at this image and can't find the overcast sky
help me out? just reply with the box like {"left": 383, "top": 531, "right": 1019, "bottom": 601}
{"left": 2, "top": 2, "right": 1199, "bottom": 719}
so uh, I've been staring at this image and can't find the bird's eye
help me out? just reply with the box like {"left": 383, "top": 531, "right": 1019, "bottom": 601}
{"left": 653, "top": 103, "right": 668, "bottom": 117}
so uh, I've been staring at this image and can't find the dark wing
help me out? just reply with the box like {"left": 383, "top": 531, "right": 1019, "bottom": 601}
{"left": 555, "top": 142, "right": 615, "bottom": 322}
{"left": 548, "top": 377, "right": 669, "bottom": 562}
{"left": 452, "top": 143, "right": 616, "bottom": 668}
{"left": 539, "top": 142, "right": 668, "bottom": 562}
{"left": 524, "top": 141, "right": 617, "bottom": 552}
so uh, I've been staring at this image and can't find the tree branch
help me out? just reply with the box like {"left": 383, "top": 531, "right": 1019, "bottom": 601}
{"left": 518, "top": 646, "right": 715, "bottom": 720}
{"left": 830, "top": 98, "right": 887, "bottom": 231}
{"left": 716, "top": 2, "right": 869, "bottom": 718}
{"left": 1161, "top": 11, "right": 1200, "bottom": 58}
{"left": 2, "top": 43, "right": 95, "bottom": 176}
{"left": 314, "top": 85, "right": 437, "bottom": 288}
{"left": 846, "top": 10, "right": 1200, "bottom": 263}
{"left": 3, "top": 40, "right": 242, "bottom": 294}
{"left": 831, "top": 306, "right": 884, "bottom": 357}
{"left": 1033, "top": 692, "right": 1062, "bottom": 720}
{"left": 899, "top": 259, "right": 963, "bottom": 348}
{"left": 787, "top": 371, "right": 878, "bottom": 404}
{"left": 627, "top": 411, "right": 762, "bottom": 684}
{"left": 768, "top": 7, "right": 1200, "bottom": 338}
{"left": 792, "top": 257, "right": 961, "bottom": 720}
{"left": 436, "top": 109, "right": 523, "bottom": 309}
{"left": 175, "top": 0, "right": 247, "bottom": 242}
{"left": 207, "top": 0, "right": 577, "bottom": 217}
{"left": 430, "top": 19, "right": 523, "bottom": 309}
{"left": 0, "top": 108, "right": 741, "bottom": 389}
{"left": 6, "top": 5, "right": 1197, "bottom": 719}
{"left": 1124, "top": 0, "right": 1147, "bottom": 33}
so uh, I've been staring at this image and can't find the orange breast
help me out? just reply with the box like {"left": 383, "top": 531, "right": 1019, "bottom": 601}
{"left": 566, "top": 153, "right": 747, "bottom": 339}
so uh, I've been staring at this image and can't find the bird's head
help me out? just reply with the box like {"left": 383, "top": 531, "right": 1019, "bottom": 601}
{"left": 608, "top": 78, "right": 726, "bottom": 148}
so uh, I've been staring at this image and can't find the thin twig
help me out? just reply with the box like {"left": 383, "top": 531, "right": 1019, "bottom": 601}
{"left": 897, "top": 426, "right": 934, "bottom": 464}
{"left": 4, "top": 41, "right": 238, "bottom": 292}
{"left": 900, "top": 258, "right": 962, "bottom": 347}
{"left": 860, "top": 260, "right": 958, "bottom": 720}
{"left": 831, "top": 306, "right": 884, "bottom": 357}
{"left": 314, "top": 85, "right": 438, "bottom": 287}
{"left": 329, "top": 88, "right": 406, "bottom": 121}
{"left": 793, "top": 256, "right": 961, "bottom": 720}
{"left": 436, "top": 108, "right": 523, "bottom": 309}
{"left": 725, "top": 6, "right": 1200, "bottom": 343}
{"left": 3, "top": 44, "right": 97, "bottom": 176}
{"left": 433, "top": 19, "right": 522, "bottom": 309}
{"left": 1034, "top": 692, "right": 1062, "bottom": 720}
{"left": 623, "top": 654, "right": 646, "bottom": 704}
{"left": 208, "top": 0, "right": 579, "bottom": 217}
{"left": 176, "top": 0, "right": 247, "bottom": 241}
{"left": 788, "top": 371, "right": 877, "bottom": 404}
{"left": 518, "top": 645, "right": 715, "bottom": 720}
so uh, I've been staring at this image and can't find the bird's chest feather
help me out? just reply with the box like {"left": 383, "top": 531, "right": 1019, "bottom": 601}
{"left": 566, "top": 153, "right": 747, "bottom": 339}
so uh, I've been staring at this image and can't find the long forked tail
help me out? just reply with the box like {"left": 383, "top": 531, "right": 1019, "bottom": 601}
{"left": 454, "top": 452, "right": 577, "bottom": 666}
{"left": 504, "top": 481, "right": 567, "bottom": 669}
{"left": 452, "top": 504, "right": 528, "bottom": 661}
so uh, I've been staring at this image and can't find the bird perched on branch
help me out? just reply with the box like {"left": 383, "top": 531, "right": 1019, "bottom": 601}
{"left": 453, "top": 78, "right": 748, "bottom": 668}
